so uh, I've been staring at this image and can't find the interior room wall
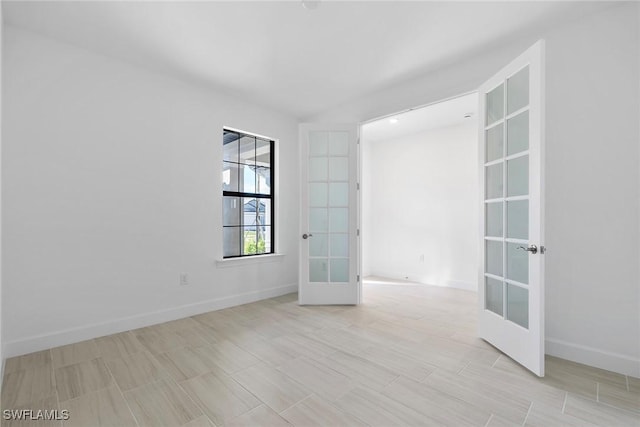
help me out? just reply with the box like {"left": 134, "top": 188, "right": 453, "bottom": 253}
{"left": 0, "top": 5, "right": 4, "bottom": 379}
{"left": 543, "top": 2, "right": 639, "bottom": 377}
{"left": 2, "top": 26, "right": 300, "bottom": 357}
{"left": 362, "top": 121, "right": 478, "bottom": 291}
{"left": 314, "top": 3, "right": 640, "bottom": 376}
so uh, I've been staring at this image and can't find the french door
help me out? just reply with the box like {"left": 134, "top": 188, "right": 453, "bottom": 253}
{"left": 478, "top": 41, "right": 545, "bottom": 376}
{"left": 298, "top": 124, "right": 360, "bottom": 305}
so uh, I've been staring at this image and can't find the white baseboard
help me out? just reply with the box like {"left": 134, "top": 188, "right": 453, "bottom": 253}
{"left": 546, "top": 337, "right": 640, "bottom": 378}
{"left": 444, "top": 279, "right": 477, "bottom": 292}
{"left": 367, "top": 272, "right": 476, "bottom": 292}
{"left": 4, "top": 283, "right": 298, "bottom": 359}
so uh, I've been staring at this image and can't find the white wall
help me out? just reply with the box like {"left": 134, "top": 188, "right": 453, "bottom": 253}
{"left": 0, "top": 4, "right": 4, "bottom": 379}
{"left": 543, "top": 3, "right": 639, "bottom": 377}
{"left": 363, "top": 121, "right": 478, "bottom": 291}
{"left": 317, "top": 3, "right": 640, "bottom": 376}
{"left": 2, "top": 27, "right": 299, "bottom": 357}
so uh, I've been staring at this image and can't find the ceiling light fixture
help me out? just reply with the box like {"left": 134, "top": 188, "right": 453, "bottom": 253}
{"left": 389, "top": 118, "right": 399, "bottom": 124}
{"left": 302, "top": 0, "right": 320, "bottom": 10}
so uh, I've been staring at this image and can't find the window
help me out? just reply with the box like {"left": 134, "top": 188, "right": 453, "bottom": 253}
{"left": 222, "top": 129, "right": 274, "bottom": 258}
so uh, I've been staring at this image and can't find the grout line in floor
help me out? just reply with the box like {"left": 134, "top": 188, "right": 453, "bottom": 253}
{"left": 51, "top": 348, "right": 64, "bottom": 427}
{"left": 484, "top": 413, "right": 494, "bottom": 427}
{"left": 596, "top": 382, "right": 600, "bottom": 402}
{"left": 491, "top": 354, "right": 502, "bottom": 368}
{"left": 521, "top": 402, "right": 533, "bottom": 426}
{"left": 561, "top": 392, "right": 568, "bottom": 414}
{"left": 103, "top": 356, "right": 141, "bottom": 427}
{"left": 457, "top": 360, "right": 472, "bottom": 374}
{"left": 147, "top": 350, "right": 218, "bottom": 427}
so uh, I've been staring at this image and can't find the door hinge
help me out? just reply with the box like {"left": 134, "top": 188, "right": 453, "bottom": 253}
{"left": 357, "top": 275, "right": 360, "bottom": 282}
{"left": 357, "top": 229, "right": 360, "bottom": 236}
{"left": 357, "top": 138, "right": 360, "bottom": 145}
{"left": 357, "top": 183, "right": 360, "bottom": 190}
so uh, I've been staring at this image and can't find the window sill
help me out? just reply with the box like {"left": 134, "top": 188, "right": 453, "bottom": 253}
{"left": 215, "top": 253, "right": 285, "bottom": 268}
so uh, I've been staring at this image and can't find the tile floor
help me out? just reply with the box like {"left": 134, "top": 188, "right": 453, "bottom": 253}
{"left": 1, "top": 279, "right": 638, "bottom": 426}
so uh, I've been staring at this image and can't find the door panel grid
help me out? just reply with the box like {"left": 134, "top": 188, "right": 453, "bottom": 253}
{"left": 478, "top": 40, "right": 544, "bottom": 377}
{"left": 483, "top": 65, "right": 531, "bottom": 327}
{"left": 308, "top": 131, "right": 350, "bottom": 283}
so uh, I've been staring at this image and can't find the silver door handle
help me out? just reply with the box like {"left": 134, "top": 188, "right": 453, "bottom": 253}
{"left": 302, "top": 233, "right": 313, "bottom": 239}
{"left": 517, "top": 245, "right": 537, "bottom": 254}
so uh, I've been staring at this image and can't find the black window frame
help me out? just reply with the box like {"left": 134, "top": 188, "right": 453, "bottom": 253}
{"left": 222, "top": 129, "right": 275, "bottom": 258}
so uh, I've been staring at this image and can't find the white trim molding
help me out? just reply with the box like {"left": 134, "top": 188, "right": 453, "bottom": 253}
{"left": 4, "top": 283, "right": 297, "bottom": 359}
{"left": 546, "top": 337, "right": 640, "bottom": 378}
{"left": 215, "top": 253, "right": 285, "bottom": 268}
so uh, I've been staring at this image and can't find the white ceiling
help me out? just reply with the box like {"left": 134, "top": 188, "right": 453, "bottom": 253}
{"left": 3, "top": 1, "right": 617, "bottom": 119}
{"left": 361, "top": 92, "right": 477, "bottom": 143}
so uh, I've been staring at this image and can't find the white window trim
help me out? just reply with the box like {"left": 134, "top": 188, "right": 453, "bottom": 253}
{"left": 215, "top": 253, "right": 285, "bottom": 268}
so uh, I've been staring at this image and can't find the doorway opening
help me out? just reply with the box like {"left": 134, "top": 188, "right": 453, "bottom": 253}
{"left": 360, "top": 93, "right": 479, "bottom": 295}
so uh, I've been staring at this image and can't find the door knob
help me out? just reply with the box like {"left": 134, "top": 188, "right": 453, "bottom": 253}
{"left": 517, "top": 244, "right": 538, "bottom": 254}
{"left": 302, "top": 233, "right": 313, "bottom": 239}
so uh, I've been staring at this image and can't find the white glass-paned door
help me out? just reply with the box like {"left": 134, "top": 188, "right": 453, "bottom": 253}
{"left": 478, "top": 41, "right": 545, "bottom": 377}
{"left": 299, "top": 124, "right": 360, "bottom": 305}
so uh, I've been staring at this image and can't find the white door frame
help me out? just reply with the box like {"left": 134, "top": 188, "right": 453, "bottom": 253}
{"left": 356, "top": 91, "right": 478, "bottom": 291}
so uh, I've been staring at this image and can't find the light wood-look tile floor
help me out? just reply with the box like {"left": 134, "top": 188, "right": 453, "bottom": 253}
{"left": 2, "top": 279, "right": 638, "bottom": 426}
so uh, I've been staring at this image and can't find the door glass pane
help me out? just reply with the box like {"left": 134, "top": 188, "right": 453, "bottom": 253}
{"left": 486, "top": 240, "right": 502, "bottom": 277}
{"left": 486, "top": 124, "right": 504, "bottom": 162}
{"left": 330, "top": 259, "right": 349, "bottom": 282}
{"left": 310, "top": 259, "right": 328, "bottom": 282}
{"left": 507, "top": 284, "right": 529, "bottom": 328}
{"left": 330, "top": 234, "right": 348, "bottom": 257}
{"left": 485, "top": 163, "right": 503, "bottom": 199}
{"left": 309, "top": 158, "right": 328, "bottom": 181}
{"left": 507, "top": 156, "right": 528, "bottom": 197}
{"left": 486, "top": 83, "right": 504, "bottom": 125}
{"left": 309, "top": 233, "right": 328, "bottom": 256}
{"left": 485, "top": 277, "right": 503, "bottom": 316}
{"left": 329, "top": 208, "right": 348, "bottom": 232}
{"left": 309, "top": 208, "right": 328, "bottom": 232}
{"left": 329, "top": 132, "right": 349, "bottom": 155}
{"left": 486, "top": 202, "right": 503, "bottom": 237}
{"left": 329, "top": 183, "right": 348, "bottom": 207}
{"left": 329, "top": 157, "right": 348, "bottom": 181}
{"left": 507, "top": 200, "right": 528, "bottom": 239}
{"left": 507, "top": 66, "right": 529, "bottom": 114}
{"left": 309, "top": 183, "right": 328, "bottom": 207}
{"left": 507, "top": 242, "right": 528, "bottom": 284}
{"left": 309, "top": 131, "right": 329, "bottom": 156}
{"left": 223, "top": 227, "right": 240, "bottom": 257}
{"left": 507, "top": 112, "right": 529, "bottom": 156}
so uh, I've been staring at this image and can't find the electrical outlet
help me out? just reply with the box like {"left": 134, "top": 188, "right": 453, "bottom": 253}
{"left": 180, "top": 273, "right": 189, "bottom": 286}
